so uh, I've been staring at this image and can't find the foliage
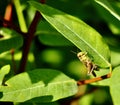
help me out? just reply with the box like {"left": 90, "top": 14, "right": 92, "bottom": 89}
{"left": 0, "top": 0, "right": 120, "bottom": 105}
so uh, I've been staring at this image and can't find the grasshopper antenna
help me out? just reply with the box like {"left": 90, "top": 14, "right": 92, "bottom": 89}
{"left": 70, "top": 50, "right": 78, "bottom": 55}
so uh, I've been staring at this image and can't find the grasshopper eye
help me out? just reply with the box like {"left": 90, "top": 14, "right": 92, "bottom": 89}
{"left": 77, "top": 53, "right": 81, "bottom": 57}
{"left": 77, "top": 52, "right": 86, "bottom": 57}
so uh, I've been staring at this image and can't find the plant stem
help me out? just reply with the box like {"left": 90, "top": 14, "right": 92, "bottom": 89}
{"left": 17, "top": 0, "right": 46, "bottom": 73}
{"left": 13, "top": 0, "right": 28, "bottom": 32}
{"left": 77, "top": 73, "right": 111, "bottom": 85}
{"left": 17, "top": 11, "right": 42, "bottom": 73}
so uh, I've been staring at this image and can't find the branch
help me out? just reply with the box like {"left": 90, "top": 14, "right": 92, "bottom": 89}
{"left": 77, "top": 73, "right": 111, "bottom": 85}
{"left": 17, "top": 0, "right": 46, "bottom": 73}
{"left": 17, "top": 11, "right": 42, "bottom": 73}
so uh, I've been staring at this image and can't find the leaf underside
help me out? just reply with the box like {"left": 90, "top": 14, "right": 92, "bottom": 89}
{"left": 29, "top": 1, "right": 110, "bottom": 68}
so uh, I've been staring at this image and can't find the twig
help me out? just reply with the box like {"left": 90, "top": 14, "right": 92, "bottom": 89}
{"left": 17, "top": 11, "right": 42, "bottom": 73}
{"left": 17, "top": 0, "right": 45, "bottom": 73}
{"left": 77, "top": 73, "right": 111, "bottom": 85}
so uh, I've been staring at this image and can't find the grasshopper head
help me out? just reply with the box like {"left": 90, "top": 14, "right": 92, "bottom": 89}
{"left": 77, "top": 52, "right": 87, "bottom": 58}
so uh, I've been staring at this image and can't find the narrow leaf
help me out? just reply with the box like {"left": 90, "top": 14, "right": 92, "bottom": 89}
{"left": 0, "top": 28, "right": 23, "bottom": 53}
{"left": 110, "top": 66, "right": 120, "bottom": 105}
{"left": 38, "top": 33, "right": 73, "bottom": 46}
{"left": 0, "top": 65, "right": 10, "bottom": 85}
{"left": 29, "top": 1, "right": 110, "bottom": 68}
{"left": 37, "top": 21, "right": 73, "bottom": 46}
{"left": 0, "top": 69, "right": 77, "bottom": 102}
{"left": 95, "top": 0, "right": 120, "bottom": 21}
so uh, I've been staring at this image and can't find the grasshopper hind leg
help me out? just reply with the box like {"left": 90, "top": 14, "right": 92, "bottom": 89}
{"left": 92, "top": 71, "right": 97, "bottom": 77}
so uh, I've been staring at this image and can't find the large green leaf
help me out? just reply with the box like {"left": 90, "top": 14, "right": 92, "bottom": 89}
{"left": 0, "top": 69, "right": 77, "bottom": 102}
{"left": 0, "top": 28, "right": 23, "bottom": 53}
{"left": 95, "top": 0, "right": 120, "bottom": 21}
{"left": 29, "top": 1, "right": 110, "bottom": 68}
{"left": 110, "top": 66, "right": 120, "bottom": 105}
{"left": 36, "top": 21, "right": 73, "bottom": 46}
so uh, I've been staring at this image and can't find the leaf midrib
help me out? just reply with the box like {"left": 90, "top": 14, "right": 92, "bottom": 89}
{"left": 43, "top": 14, "right": 109, "bottom": 65}
{"left": 5, "top": 80, "right": 76, "bottom": 94}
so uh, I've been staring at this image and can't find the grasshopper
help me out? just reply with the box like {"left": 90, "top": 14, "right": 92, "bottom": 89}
{"left": 77, "top": 52, "right": 98, "bottom": 77}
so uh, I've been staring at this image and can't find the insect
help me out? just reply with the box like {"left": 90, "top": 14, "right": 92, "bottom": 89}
{"left": 77, "top": 52, "right": 98, "bottom": 77}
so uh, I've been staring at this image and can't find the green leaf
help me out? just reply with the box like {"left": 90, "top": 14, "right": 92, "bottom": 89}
{"left": 94, "top": 2, "right": 120, "bottom": 35}
{"left": 0, "top": 65, "right": 10, "bottom": 85}
{"left": 29, "top": 1, "right": 110, "bottom": 68}
{"left": 94, "top": 1, "right": 120, "bottom": 35}
{"left": 111, "top": 50, "right": 120, "bottom": 67}
{"left": 38, "top": 33, "right": 73, "bottom": 46}
{"left": 36, "top": 21, "right": 73, "bottom": 46}
{"left": 0, "top": 28, "right": 23, "bottom": 53}
{"left": 110, "top": 66, "right": 120, "bottom": 105}
{"left": 95, "top": 0, "right": 120, "bottom": 21}
{"left": 0, "top": 69, "right": 77, "bottom": 102}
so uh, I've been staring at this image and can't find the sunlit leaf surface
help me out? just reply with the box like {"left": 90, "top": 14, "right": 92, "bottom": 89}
{"left": 29, "top": 1, "right": 110, "bottom": 68}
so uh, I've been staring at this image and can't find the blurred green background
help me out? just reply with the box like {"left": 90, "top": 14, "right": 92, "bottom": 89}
{"left": 1, "top": 0, "right": 120, "bottom": 104}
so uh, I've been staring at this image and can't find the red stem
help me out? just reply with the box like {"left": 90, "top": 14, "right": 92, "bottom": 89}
{"left": 17, "top": 0, "right": 46, "bottom": 73}
{"left": 17, "top": 11, "right": 42, "bottom": 73}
